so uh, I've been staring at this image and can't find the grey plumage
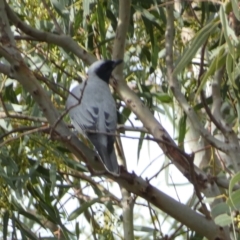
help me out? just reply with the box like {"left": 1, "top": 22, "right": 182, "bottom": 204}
{"left": 66, "top": 59, "right": 122, "bottom": 176}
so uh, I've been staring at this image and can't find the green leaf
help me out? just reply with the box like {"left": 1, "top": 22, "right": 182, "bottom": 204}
{"left": 229, "top": 172, "right": 240, "bottom": 200}
{"left": 211, "top": 202, "right": 230, "bottom": 218}
{"left": 62, "top": 156, "right": 88, "bottom": 172}
{"left": 92, "top": 185, "right": 103, "bottom": 197}
{"left": 219, "top": 5, "right": 235, "bottom": 56}
{"left": 4, "top": 102, "right": 24, "bottom": 112}
{"left": 3, "top": 211, "right": 9, "bottom": 240}
{"left": 15, "top": 217, "right": 38, "bottom": 240}
{"left": 173, "top": 21, "right": 218, "bottom": 76}
{"left": 178, "top": 114, "right": 186, "bottom": 150}
{"left": 96, "top": 3, "right": 107, "bottom": 57}
{"left": 140, "top": 46, "right": 151, "bottom": 62}
{"left": 194, "top": 97, "right": 212, "bottom": 111}
{"left": 151, "top": 36, "right": 159, "bottom": 69}
{"left": 4, "top": 83, "right": 18, "bottom": 103}
{"left": 68, "top": 198, "right": 99, "bottom": 221}
{"left": 106, "top": 9, "right": 117, "bottom": 30}
{"left": 142, "top": 16, "right": 154, "bottom": 49}
{"left": 152, "top": 105, "right": 165, "bottom": 114}
{"left": 134, "top": 6, "right": 163, "bottom": 33}
{"left": 0, "top": 119, "right": 12, "bottom": 131}
{"left": 19, "top": 210, "right": 46, "bottom": 229}
{"left": 226, "top": 53, "right": 239, "bottom": 90}
{"left": 50, "top": 163, "right": 57, "bottom": 191}
{"left": 231, "top": 0, "right": 240, "bottom": 21}
{"left": 119, "top": 107, "right": 132, "bottom": 125}
{"left": 214, "top": 213, "right": 232, "bottom": 227}
{"left": 195, "top": 47, "right": 226, "bottom": 98}
{"left": 50, "top": 0, "right": 69, "bottom": 19}
{"left": 154, "top": 93, "right": 172, "bottom": 103}
{"left": 227, "top": 189, "right": 240, "bottom": 210}
{"left": 137, "top": 132, "right": 145, "bottom": 161}
{"left": 75, "top": 221, "right": 80, "bottom": 238}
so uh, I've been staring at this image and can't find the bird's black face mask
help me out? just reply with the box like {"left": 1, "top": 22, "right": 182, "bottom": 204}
{"left": 95, "top": 60, "right": 123, "bottom": 83}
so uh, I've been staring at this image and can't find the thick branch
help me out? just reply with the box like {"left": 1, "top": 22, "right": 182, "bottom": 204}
{"left": 112, "top": 0, "right": 131, "bottom": 76}
{"left": 115, "top": 173, "right": 228, "bottom": 240}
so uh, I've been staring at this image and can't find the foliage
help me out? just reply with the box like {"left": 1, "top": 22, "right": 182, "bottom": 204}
{"left": 0, "top": 0, "right": 240, "bottom": 239}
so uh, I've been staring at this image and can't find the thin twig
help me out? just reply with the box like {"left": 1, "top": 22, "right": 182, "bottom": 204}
{"left": 0, "top": 126, "right": 45, "bottom": 140}
{"left": 0, "top": 111, "right": 47, "bottom": 122}
{"left": 0, "top": 125, "right": 50, "bottom": 147}
{"left": 41, "top": 0, "right": 63, "bottom": 34}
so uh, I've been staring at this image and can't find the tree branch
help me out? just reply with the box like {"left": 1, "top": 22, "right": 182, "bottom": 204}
{"left": 114, "top": 172, "right": 228, "bottom": 240}
{"left": 112, "top": 1, "right": 134, "bottom": 239}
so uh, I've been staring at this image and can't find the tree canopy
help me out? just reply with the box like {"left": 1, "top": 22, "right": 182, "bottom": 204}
{"left": 0, "top": 0, "right": 240, "bottom": 239}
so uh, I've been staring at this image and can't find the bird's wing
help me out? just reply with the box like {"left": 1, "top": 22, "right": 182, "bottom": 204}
{"left": 102, "top": 111, "right": 116, "bottom": 153}
{"left": 66, "top": 84, "right": 96, "bottom": 133}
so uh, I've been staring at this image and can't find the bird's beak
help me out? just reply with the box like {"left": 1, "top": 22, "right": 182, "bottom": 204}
{"left": 112, "top": 59, "right": 123, "bottom": 68}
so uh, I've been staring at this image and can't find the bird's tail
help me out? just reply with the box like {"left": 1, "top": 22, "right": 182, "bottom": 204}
{"left": 87, "top": 135, "right": 120, "bottom": 176}
{"left": 108, "top": 149, "right": 120, "bottom": 176}
{"left": 97, "top": 146, "right": 120, "bottom": 176}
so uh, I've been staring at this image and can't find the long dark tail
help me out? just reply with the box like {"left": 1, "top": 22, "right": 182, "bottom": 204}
{"left": 88, "top": 134, "right": 120, "bottom": 176}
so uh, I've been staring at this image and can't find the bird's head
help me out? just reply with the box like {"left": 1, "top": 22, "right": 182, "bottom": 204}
{"left": 87, "top": 59, "right": 123, "bottom": 83}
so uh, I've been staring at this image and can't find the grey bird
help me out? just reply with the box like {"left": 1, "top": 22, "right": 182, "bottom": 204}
{"left": 66, "top": 59, "right": 122, "bottom": 176}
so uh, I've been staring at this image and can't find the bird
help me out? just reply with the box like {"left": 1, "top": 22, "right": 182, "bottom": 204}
{"left": 66, "top": 59, "right": 122, "bottom": 176}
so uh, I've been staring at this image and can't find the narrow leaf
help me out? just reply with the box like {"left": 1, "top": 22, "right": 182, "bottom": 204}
{"left": 19, "top": 210, "right": 46, "bottom": 229}
{"left": 228, "top": 190, "right": 240, "bottom": 209}
{"left": 50, "top": 163, "right": 57, "bottom": 191}
{"left": 178, "top": 114, "right": 186, "bottom": 150}
{"left": 231, "top": 0, "right": 240, "bottom": 21}
{"left": 219, "top": 5, "right": 234, "bottom": 56}
{"left": 173, "top": 21, "right": 218, "bottom": 76}
{"left": 229, "top": 172, "right": 240, "bottom": 198}
{"left": 68, "top": 198, "right": 99, "bottom": 221}
{"left": 195, "top": 47, "right": 226, "bottom": 98}
{"left": 3, "top": 211, "right": 9, "bottom": 240}
{"left": 137, "top": 132, "right": 145, "bottom": 161}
